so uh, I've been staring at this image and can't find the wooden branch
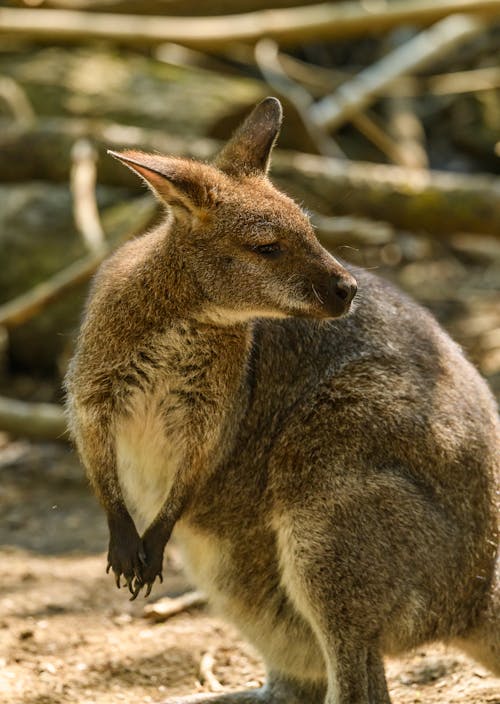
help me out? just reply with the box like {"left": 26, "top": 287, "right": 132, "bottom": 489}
{"left": 0, "top": 76, "right": 35, "bottom": 127}
{"left": 0, "top": 194, "right": 155, "bottom": 328}
{"left": 310, "top": 14, "right": 486, "bottom": 131}
{"left": 2, "top": 1, "right": 500, "bottom": 49}
{"left": 254, "top": 40, "right": 403, "bottom": 164}
{"left": 4, "top": 119, "right": 500, "bottom": 237}
{"left": 143, "top": 590, "right": 207, "bottom": 622}
{"left": 70, "top": 138, "right": 105, "bottom": 254}
{"left": 0, "top": 395, "right": 66, "bottom": 441}
{"left": 428, "top": 66, "right": 500, "bottom": 95}
{"left": 385, "top": 30, "right": 428, "bottom": 170}
{"left": 387, "top": 89, "right": 429, "bottom": 169}
{"left": 311, "top": 214, "right": 394, "bottom": 246}
{"left": 199, "top": 651, "right": 224, "bottom": 693}
{"left": 254, "top": 38, "right": 344, "bottom": 158}
{"left": 271, "top": 152, "right": 500, "bottom": 238}
{"left": 0, "top": 117, "right": 216, "bottom": 185}
{"left": 3, "top": 119, "right": 500, "bottom": 236}
{"left": 350, "top": 111, "right": 410, "bottom": 166}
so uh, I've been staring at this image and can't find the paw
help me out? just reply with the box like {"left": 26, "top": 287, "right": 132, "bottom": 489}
{"left": 106, "top": 513, "right": 146, "bottom": 598}
{"left": 133, "top": 523, "right": 167, "bottom": 598}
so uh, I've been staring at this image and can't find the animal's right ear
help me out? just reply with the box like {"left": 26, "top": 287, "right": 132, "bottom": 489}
{"left": 215, "top": 97, "right": 282, "bottom": 178}
{"left": 108, "top": 150, "right": 209, "bottom": 215}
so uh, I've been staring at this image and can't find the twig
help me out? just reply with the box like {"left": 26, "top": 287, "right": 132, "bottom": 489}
{"left": 143, "top": 590, "right": 207, "bottom": 622}
{"left": 0, "top": 194, "right": 155, "bottom": 329}
{"left": 0, "top": 75, "right": 35, "bottom": 127}
{"left": 350, "top": 111, "right": 411, "bottom": 166}
{"left": 271, "top": 151, "right": 500, "bottom": 237}
{"left": 311, "top": 214, "right": 394, "bottom": 246}
{"left": 70, "top": 138, "right": 106, "bottom": 254}
{"left": 428, "top": 66, "right": 500, "bottom": 95}
{"left": 0, "top": 117, "right": 217, "bottom": 184}
{"left": 254, "top": 38, "right": 344, "bottom": 158}
{"left": 255, "top": 41, "right": 425, "bottom": 166}
{"left": 1, "top": 1, "right": 500, "bottom": 49}
{"left": 387, "top": 87, "right": 429, "bottom": 169}
{"left": 3, "top": 118, "right": 500, "bottom": 236}
{"left": 385, "top": 30, "right": 428, "bottom": 170}
{"left": 0, "top": 395, "right": 66, "bottom": 441}
{"left": 310, "top": 14, "right": 486, "bottom": 131}
{"left": 199, "top": 651, "right": 224, "bottom": 693}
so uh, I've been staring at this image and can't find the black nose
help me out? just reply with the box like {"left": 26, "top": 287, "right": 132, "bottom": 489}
{"left": 334, "top": 276, "right": 357, "bottom": 305}
{"left": 324, "top": 273, "right": 357, "bottom": 316}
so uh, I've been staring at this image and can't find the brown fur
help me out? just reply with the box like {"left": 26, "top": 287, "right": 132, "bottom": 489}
{"left": 65, "top": 98, "right": 499, "bottom": 704}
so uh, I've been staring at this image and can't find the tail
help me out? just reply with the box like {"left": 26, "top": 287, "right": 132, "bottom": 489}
{"left": 456, "top": 556, "right": 500, "bottom": 675}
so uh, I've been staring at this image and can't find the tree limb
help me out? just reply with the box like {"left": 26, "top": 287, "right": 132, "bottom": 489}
{"left": 3, "top": 118, "right": 500, "bottom": 237}
{"left": 0, "top": 76, "right": 35, "bottom": 127}
{"left": 0, "top": 395, "right": 67, "bottom": 441}
{"left": 271, "top": 152, "right": 500, "bottom": 238}
{"left": 199, "top": 651, "right": 224, "bottom": 693}
{"left": 70, "top": 138, "right": 106, "bottom": 254}
{"left": 310, "top": 14, "right": 486, "bottom": 131}
{"left": 0, "top": 194, "right": 155, "bottom": 329}
{"left": 143, "top": 590, "right": 207, "bottom": 622}
{"left": 1, "top": 1, "right": 500, "bottom": 49}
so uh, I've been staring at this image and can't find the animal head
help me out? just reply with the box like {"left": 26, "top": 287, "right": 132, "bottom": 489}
{"left": 109, "top": 97, "right": 357, "bottom": 324}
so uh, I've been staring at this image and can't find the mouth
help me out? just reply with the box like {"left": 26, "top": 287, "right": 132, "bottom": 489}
{"left": 282, "top": 298, "right": 355, "bottom": 321}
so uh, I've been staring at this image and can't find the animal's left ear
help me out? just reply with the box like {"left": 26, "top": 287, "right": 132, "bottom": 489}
{"left": 215, "top": 96, "right": 283, "bottom": 178}
{"left": 108, "top": 150, "right": 209, "bottom": 214}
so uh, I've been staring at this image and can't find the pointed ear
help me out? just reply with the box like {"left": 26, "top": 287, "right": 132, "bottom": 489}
{"left": 108, "top": 150, "right": 208, "bottom": 214}
{"left": 215, "top": 96, "right": 282, "bottom": 177}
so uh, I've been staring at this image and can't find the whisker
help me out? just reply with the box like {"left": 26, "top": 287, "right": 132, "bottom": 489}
{"left": 311, "top": 283, "right": 324, "bottom": 305}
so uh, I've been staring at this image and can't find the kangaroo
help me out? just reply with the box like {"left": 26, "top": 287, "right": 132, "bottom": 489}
{"left": 65, "top": 97, "right": 499, "bottom": 704}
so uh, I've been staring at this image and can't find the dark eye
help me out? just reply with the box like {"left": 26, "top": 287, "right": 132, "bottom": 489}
{"left": 253, "top": 243, "right": 281, "bottom": 258}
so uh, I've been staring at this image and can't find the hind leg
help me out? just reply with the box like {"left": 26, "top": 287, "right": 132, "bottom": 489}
{"left": 161, "top": 673, "right": 326, "bottom": 703}
{"left": 367, "top": 650, "right": 391, "bottom": 704}
{"left": 273, "top": 510, "right": 395, "bottom": 704}
{"left": 312, "top": 636, "right": 389, "bottom": 704}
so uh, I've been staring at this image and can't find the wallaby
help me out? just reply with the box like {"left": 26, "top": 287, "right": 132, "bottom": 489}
{"left": 65, "top": 98, "right": 499, "bottom": 704}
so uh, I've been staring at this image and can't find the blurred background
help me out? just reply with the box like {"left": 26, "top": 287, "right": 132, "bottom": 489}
{"left": 0, "top": 2, "right": 499, "bottom": 703}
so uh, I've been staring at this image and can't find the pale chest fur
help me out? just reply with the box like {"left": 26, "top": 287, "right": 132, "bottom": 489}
{"left": 114, "top": 322, "right": 249, "bottom": 534}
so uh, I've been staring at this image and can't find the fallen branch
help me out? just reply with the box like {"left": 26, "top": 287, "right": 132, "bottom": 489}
{"left": 2, "top": 1, "right": 500, "bottom": 49}
{"left": 0, "top": 395, "right": 66, "bottom": 441}
{"left": 272, "top": 152, "right": 500, "bottom": 237}
{"left": 143, "top": 590, "right": 207, "bottom": 622}
{"left": 0, "top": 76, "right": 35, "bottom": 127}
{"left": 3, "top": 119, "right": 500, "bottom": 237}
{"left": 385, "top": 31, "right": 428, "bottom": 170}
{"left": 254, "top": 38, "right": 344, "bottom": 158}
{"left": 311, "top": 214, "right": 394, "bottom": 247}
{"left": 0, "top": 117, "right": 216, "bottom": 185}
{"left": 0, "top": 194, "right": 155, "bottom": 328}
{"left": 70, "top": 138, "right": 106, "bottom": 254}
{"left": 199, "top": 651, "right": 224, "bottom": 693}
{"left": 428, "top": 66, "right": 500, "bottom": 95}
{"left": 310, "top": 14, "right": 486, "bottom": 131}
{"left": 254, "top": 40, "right": 410, "bottom": 165}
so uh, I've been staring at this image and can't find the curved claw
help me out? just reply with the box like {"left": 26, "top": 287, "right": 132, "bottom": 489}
{"left": 115, "top": 572, "right": 122, "bottom": 589}
{"left": 129, "top": 577, "right": 142, "bottom": 601}
{"left": 144, "top": 581, "right": 154, "bottom": 598}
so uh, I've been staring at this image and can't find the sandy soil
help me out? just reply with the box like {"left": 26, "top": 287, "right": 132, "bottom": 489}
{"left": 0, "top": 439, "right": 498, "bottom": 704}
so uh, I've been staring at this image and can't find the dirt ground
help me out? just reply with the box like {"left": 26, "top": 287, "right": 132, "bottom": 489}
{"left": 0, "top": 439, "right": 498, "bottom": 704}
